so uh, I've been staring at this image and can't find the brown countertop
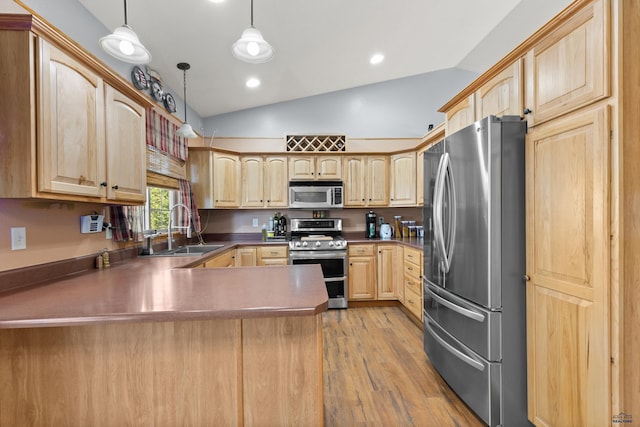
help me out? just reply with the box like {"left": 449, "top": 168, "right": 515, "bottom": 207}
{"left": 0, "top": 253, "right": 328, "bottom": 329}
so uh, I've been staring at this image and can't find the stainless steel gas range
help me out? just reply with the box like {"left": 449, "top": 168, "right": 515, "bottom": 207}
{"left": 288, "top": 218, "right": 348, "bottom": 309}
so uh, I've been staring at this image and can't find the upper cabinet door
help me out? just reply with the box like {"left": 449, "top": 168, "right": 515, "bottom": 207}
{"left": 37, "top": 39, "right": 105, "bottom": 197}
{"left": 343, "top": 156, "right": 367, "bottom": 206}
{"left": 524, "top": 0, "right": 608, "bottom": 127}
{"left": 367, "top": 156, "right": 389, "bottom": 206}
{"left": 264, "top": 156, "right": 288, "bottom": 207}
{"left": 389, "top": 152, "right": 416, "bottom": 206}
{"left": 316, "top": 156, "right": 342, "bottom": 180}
{"left": 288, "top": 156, "right": 315, "bottom": 180}
{"left": 104, "top": 85, "right": 146, "bottom": 202}
{"left": 445, "top": 94, "right": 475, "bottom": 136}
{"left": 242, "top": 156, "right": 265, "bottom": 207}
{"left": 476, "top": 59, "right": 523, "bottom": 119}
{"left": 214, "top": 152, "right": 241, "bottom": 207}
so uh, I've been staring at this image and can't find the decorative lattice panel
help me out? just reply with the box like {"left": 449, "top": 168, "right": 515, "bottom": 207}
{"left": 286, "top": 135, "right": 346, "bottom": 152}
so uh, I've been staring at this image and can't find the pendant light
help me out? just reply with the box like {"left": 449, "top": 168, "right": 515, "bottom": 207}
{"left": 176, "top": 63, "right": 197, "bottom": 139}
{"left": 99, "top": 0, "right": 151, "bottom": 64}
{"left": 232, "top": 0, "right": 274, "bottom": 64}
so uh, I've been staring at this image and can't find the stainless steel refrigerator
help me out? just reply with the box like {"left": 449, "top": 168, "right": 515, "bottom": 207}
{"left": 423, "top": 115, "right": 531, "bottom": 427}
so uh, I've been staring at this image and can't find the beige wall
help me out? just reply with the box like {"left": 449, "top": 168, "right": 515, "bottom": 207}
{"left": 0, "top": 199, "right": 121, "bottom": 272}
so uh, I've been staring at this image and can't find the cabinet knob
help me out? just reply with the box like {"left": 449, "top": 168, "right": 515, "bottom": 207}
{"left": 111, "top": 185, "right": 119, "bottom": 190}
{"left": 523, "top": 274, "right": 531, "bottom": 281}
{"left": 100, "top": 182, "right": 107, "bottom": 187}
{"left": 523, "top": 108, "right": 532, "bottom": 115}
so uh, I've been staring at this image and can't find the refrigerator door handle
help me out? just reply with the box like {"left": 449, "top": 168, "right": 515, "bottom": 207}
{"left": 433, "top": 154, "right": 448, "bottom": 273}
{"left": 424, "top": 316, "right": 485, "bottom": 371}
{"left": 425, "top": 285, "right": 485, "bottom": 322}
{"left": 443, "top": 155, "right": 456, "bottom": 272}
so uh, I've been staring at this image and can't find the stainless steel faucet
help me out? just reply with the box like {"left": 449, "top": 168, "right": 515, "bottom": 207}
{"left": 167, "top": 203, "right": 192, "bottom": 251}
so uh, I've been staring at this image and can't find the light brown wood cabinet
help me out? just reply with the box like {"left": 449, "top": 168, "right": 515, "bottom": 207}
{"left": 377, "top": 244, "right": 401, "bottom": 300}
{"left": 389, "top": 152, "right": 416, "bottom": 206}
{"left": 526, "top": 104, "right": 610, "bottom": 427}
{"left": 476, "top": 59, "right": 523, "bottom": 121}
{"left": 213, "top": 152, "right": 241, "bottom": 208}
{"left": 202, "top": 249, "right": 236, "bottom": 268}
{"left": 235, "top": 247, "right": 257, "bottom": 267}
{"left": 343, "top": 155, "right": 388, "bottom": 207}
{"left": 348, "top": 244, "right": 377, "bottom": 300}
{"left": 257, "top": 246, "right": 288, "bottom": 266}
{"left": 288, "top": 155, "right": 341, "bottom": 180}
{"left": 402, "top": 246, "right": 423, "bottom": 321}
{"left": 0, "top": 20, "right": 149, "bottom": 203}
{"left": 523, "top": 1, "right": 607, "bottom": 127}
{"left": 445, "top": 94, "right": 475, "bottom": 136}
{"left": 241, "top": 156, "right": 288, "bottom": 208}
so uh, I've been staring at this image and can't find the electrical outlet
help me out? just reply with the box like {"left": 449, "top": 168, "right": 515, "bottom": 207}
{"left": 252, "top": 218, "right": 259, "bottom": 227}
{"left": 379, "top": 216, "right": 384, "bottom": 225}
{"left": 105, "top": 226, "right": 112, "bottom": 240}
{"left": 10, "top": 227, "right": 26, "bottom": 250}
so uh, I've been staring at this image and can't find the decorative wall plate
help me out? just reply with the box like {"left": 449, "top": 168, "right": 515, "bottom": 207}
{"left": 163, "top": 93, "right": 176, "bottom": 113}
{"left": 131, "top": 66, "right": 148, "bottom": 90}
{"left": 150, "top": 80, "right": 164, "bottom": 103}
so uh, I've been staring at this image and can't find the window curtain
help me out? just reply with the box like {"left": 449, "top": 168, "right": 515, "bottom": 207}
{"left": 146, "top": 108, "right": 188, "bottom": 161}
{"left": 109, "top": 206, "right": 145, "bottom": 243}
{"left": 178, "top": 178, "right": 202, "bottom": 234}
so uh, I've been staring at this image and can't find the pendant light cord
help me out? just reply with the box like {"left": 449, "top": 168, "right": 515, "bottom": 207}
{"left": 183, "top": 69, "right": 188, "bottom": 123}
{"left": 250, "top": 0, "right": 254, "bottom": 27}
{"left": 123, "top": 0, "right": 128, "bottom": 25}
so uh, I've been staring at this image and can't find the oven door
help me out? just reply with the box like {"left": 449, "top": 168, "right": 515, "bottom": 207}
{"left": 289, "top": 250, "right": 348, "bottom": 308}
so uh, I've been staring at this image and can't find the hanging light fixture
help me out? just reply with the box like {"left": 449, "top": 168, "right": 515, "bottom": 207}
{"left": 99, "top": 0, "right": 151, "bottom": 64}
{"left": 232, "top": 0, "right": 274, "bottom": 64}
{"left": 176, "top": 63, "right": 197, "bottom": 139}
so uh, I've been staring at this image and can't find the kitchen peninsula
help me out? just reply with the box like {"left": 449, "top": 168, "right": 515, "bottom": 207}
{"left": 0, "top": 256, "right": 327, "bottom": 426}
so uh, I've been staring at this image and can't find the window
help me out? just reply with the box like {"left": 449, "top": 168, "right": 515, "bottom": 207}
{"left": 144, "top": 187, "right": 178, "bottom": 232}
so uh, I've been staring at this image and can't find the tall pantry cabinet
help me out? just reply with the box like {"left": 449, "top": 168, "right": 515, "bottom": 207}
{"left": 438, "top": 0, "right": 639, "bottom": 425}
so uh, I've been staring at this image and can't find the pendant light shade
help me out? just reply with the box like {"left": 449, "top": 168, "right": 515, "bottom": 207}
{"left": 176, "top": 63, "right": 197, "bottom": 139}
{"left": 232, "top": 0, "right": 274, "bottom": 64}
{"left": 100, "top": 0, "right": 151, "bottom": 64}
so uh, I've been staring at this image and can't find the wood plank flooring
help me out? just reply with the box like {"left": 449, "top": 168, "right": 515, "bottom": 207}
{"left": 323, "top": 306, "right": 485, "bottom": 426}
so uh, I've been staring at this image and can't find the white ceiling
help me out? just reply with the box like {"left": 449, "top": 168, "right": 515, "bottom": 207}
{"left": 76, "top": 0, "right": 571, "bottom": 119}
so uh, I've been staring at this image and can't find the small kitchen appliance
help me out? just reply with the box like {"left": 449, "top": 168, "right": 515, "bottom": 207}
{"left": 365, "top": 210, "right": 377, "bottom": 238}
{"left": 289, "top": 218, "right": 348, "bottom": 309}
{"left": 289, "top": 181, "right": 343, "bottom": 209}
{"left": 379, "top": 223, "right": 392, "bottom": 239}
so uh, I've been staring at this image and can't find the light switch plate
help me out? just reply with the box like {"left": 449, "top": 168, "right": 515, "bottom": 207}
{"left": 11, "top": 227, "right": 26, "bottom": 250}
{"left": 252, "top": 218, "right": 259, "bottom": 227}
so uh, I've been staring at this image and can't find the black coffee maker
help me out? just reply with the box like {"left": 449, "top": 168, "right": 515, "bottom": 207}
{"left": 366, "top": 210, "right": 377, "bottom": 239}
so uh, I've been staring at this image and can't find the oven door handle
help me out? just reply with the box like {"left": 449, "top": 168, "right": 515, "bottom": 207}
{"left": 324, "top": 277, "right": 347, "bottom": 282}
{"left": 289, "top": 252, "right": 347, "bottom": 260}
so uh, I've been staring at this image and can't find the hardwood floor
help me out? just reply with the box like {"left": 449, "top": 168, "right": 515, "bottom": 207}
{"left": 323, "top": 306, "right": 484, "bottom": 426}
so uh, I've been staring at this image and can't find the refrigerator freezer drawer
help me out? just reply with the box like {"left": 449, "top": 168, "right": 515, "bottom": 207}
{"left": 424, "top": 281, "right": 501, "bottom": 361}
{"left": 424, "top": 313, "right": 501, "bottom": 427}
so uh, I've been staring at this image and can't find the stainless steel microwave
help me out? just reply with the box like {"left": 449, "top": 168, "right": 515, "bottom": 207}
{"left": 289, "top": 181, "right": 343, "bottom": 209}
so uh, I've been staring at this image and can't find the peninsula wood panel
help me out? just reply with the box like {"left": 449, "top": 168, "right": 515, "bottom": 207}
{"left": 242, "top": 315, "right": 323, "bottom": 426}
{"left": 0, "top": 319, "right": 242, "bottom": 426}
{"left": 526, "top": 104, "right": 609, "bottom": 426}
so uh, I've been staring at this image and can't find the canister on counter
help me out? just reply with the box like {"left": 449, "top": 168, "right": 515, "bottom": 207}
{"left": 401, "top": 221, "right": 410, "bottom": 238}
{"left": 408, "top": 225, "right": 417, "bottom": 237}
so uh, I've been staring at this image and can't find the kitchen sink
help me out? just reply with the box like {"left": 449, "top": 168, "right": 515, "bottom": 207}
{"left": 146, "top": 244, "right": 224, "bottom": 257}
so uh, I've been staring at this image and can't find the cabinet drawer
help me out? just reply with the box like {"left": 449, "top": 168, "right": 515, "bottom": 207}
{"left": 404, "top": 275, "right": 422, "bottom": 296}
{"left": 403, "top": 247, "right": 422, "bottom": 266}
{"left": 348, "top": 244, "right": 375, "bottom": 257}
{"left": 404, "top": 287, "right": 422, "bottom": 320}
{"left": 404, "top": 262, "right": 421, "bottom": 281}
{"left": 203, "top": 250, "right": 235, "bottom": 268}
{"left": 259, "top": 246, "right": 288, "bottom": 259}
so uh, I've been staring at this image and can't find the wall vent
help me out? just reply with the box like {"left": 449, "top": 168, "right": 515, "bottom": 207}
{"left": 286, "top": 135, "right": 346, "bottom": 152}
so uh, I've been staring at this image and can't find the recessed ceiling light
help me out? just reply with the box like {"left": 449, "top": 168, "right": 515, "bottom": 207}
{"left": 370, "top": 53, "right": 384, "bottom": 65}
{"left": 246, "top": 77, "right": 261, "bottom": 88}
{"left": 208, "top": 0, "right": 225, "bottom": 3}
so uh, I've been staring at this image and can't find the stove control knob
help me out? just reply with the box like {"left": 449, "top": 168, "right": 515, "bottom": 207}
{"left": 295, "top": 241, "right": 301, "bottom": 247}
{"left": 315, "top": 241, "right": 322, "bottom": 247}
{"left": 302, "top": 241, "right": 308, "bottom": 247}
{"left": 334, "top": 241, "right": 342, "bottom": 247}
{"left": 328, "top": 241, "right": 334, "bottom": 247}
